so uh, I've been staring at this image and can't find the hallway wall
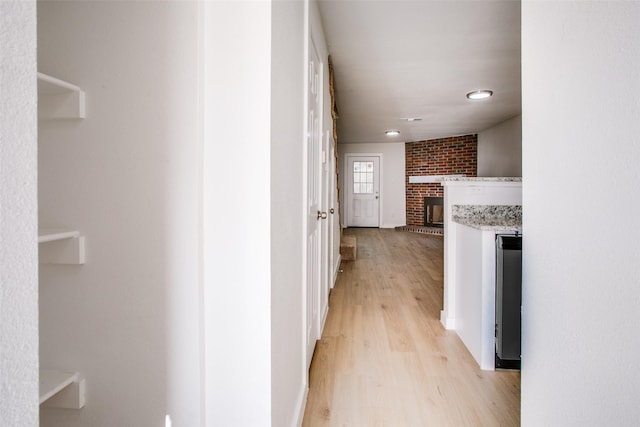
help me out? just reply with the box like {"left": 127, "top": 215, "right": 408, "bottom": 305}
{"left": 477, "top": 115, "right": 521, "bottom": 177}
{"left": 202, "top": 2, "right": 273, "bottom": 423}
{"left": 271, "top": 1, "right": 306, "bottom": 425}
{"left": 204, "top": 1, "right": 324, "bottom": 425}
{"left": 0, "top": 1, "right": 38, "bottom": 425}
{"left": 522, "top": 2, "right": 640, "bottom": 425}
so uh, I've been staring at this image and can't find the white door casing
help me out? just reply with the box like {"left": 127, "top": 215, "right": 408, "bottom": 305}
{"left": 346, "top": 155, "right": 380, "bottom": 227}
{"left": 320, "top": 131, "right": 330, "bottom": 330}
{"left": 327, "top": 135, "right": 337, "bottom": 289}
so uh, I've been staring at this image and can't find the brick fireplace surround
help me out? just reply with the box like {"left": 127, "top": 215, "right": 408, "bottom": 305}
{"left": 405, "top": 134, "right": 477, "bottom": 226}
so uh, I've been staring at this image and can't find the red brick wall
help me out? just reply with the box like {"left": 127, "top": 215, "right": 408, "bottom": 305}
{"left": 405, "top": 135, "right": 477, "bottom": 226}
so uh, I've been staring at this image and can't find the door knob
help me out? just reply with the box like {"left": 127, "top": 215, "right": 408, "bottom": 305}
{"left": 317, "top": 211, "right": 328, "bottom": 220}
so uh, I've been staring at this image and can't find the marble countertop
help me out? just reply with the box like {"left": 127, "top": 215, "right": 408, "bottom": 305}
{"left": 451, "top": 204, "right": 522, "bottom": 232}
{"left": 440, "top": 176, "right": 522, "bottom": 187}
{"left": 441, "top": 176, "right": 522, "bottom": 182}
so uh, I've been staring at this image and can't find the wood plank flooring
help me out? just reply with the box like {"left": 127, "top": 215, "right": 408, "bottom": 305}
{"left": 302, "top": 228, "right": 520, "bottom": 427}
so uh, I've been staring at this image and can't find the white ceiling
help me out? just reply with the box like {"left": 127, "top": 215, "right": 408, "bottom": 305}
{"left": 317, "top": 0, "right": 521, "bottom": 144}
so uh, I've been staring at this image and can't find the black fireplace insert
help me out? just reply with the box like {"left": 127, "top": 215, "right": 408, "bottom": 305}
{"left": 423, "top": 197, "right": 444, "bottom": 228}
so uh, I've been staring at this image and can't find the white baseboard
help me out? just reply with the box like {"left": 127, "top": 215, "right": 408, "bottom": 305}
{"left": 320, "top": 304, "right": 329, "bottom": 333}
{"left": 293, "top": 383, "right": 309, "bottom": 427}
{"left": 332, "top": 255, "right": 342, "bottom": 287}
{"left": 440, "top": 310, "right": 456, "bottom": 330}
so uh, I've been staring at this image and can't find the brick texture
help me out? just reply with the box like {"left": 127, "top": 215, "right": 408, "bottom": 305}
{"left": 405, "top": 135, "right": 477, "bottom": 226}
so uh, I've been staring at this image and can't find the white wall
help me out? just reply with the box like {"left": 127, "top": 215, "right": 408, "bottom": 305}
{"left": 522, "top": 2, "right": 640, "bottom": 426}
{"left": 271, "top": 1, "right": 307, "bottom": 426}
{"left": 38, "top": 2, "right": 201, "bottom": 425}
{"left": 205, "top": 1, "right": 326, "bottom": 425}
{"left": 477, "top": 115, "right": 522, "bottom": 177}
{"left": 338, "top": 142, "right": 406, "bottom": 228}
{"left": 202, "top": 2, "right": 273, "bottom": 425}
{"left": 0, "top": 1, "right": 39, "bottom": 425}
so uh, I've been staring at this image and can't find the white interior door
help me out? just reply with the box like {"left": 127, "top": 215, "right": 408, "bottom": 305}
{"left": 306, "top": 38, "right": 323, "bottom": 369}
{"left": 347, "top": 156, "right": 380, "bottom": 227}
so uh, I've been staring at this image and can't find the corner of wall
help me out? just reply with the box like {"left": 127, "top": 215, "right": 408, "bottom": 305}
{"left": 0, "top": 1, "right": 39, "bottom": 424}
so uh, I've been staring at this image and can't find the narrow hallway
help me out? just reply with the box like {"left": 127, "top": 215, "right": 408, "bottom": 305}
{"left": 303, "top": 228, "right": 520, "bottom": 426}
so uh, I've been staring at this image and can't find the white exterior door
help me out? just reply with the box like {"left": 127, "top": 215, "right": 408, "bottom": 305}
{"left": 347, "top": 155, "right": 380, "bottom": 227}
{"left": 305, "top": 38, "right": 324, "bottom": 369}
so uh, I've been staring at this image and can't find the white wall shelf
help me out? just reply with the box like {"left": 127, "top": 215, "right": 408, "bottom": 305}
{"left": 38, "top": 228, "right": 80, "bottom": 243}
{"left": 38, "top": 228, "right": 86, "bottom": 264}
{"left": 37, "top": 70, "right": 87, "bottom": 413}
{"left": 40, "top": 369, "right": 86, "bottom": 408}
{"left": 37, "top": 72, "right": 86, "bottom": 119}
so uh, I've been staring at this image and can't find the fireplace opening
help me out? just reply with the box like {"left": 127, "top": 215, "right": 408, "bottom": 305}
{"left": 424, "top": 197, "right": 444, "bottom": 228}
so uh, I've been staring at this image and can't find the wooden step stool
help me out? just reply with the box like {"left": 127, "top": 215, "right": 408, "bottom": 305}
{"left": 340, "top": 235, "right": 357, "bottom": 261}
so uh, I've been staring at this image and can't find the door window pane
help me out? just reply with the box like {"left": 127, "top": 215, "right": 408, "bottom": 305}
{"left": 353, "top": 161, "right": 373, "bottom": 194}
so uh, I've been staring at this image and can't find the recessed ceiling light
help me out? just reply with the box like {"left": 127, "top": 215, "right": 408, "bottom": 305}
{"left": 401, "top": 117, "right": 422, "bottom": 122}
{"left": 385, "top": 130, "right": 400, "bottom": 136}
{"left": 466, "top": 90, "right": 493, "bottom": 100}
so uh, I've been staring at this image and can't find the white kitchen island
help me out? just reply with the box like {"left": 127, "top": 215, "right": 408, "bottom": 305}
{"left": 440, "top": 178, "right": 522, "bottom": 332}
{"left": 451, "top": 205, "right": 521, "bottom": 370}
{"left": 438, "top": 177, "right": 522, "bottom": 370}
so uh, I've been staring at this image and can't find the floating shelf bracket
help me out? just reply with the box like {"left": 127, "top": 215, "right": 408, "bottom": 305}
{"left": 37, "top": 72, "right": 86, "bottom": 119}
{"left": 38, "top": 228, "right": 86, "bottom": 265}
{"left": 39, "top": 369, "right": 86, "bottom": 409}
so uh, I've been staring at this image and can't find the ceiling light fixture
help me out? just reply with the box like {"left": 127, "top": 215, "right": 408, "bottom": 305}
{"left": 401, "top": 117, "right": 422, "bottom": 122}
{"left": 466, "top": 90, "right": 493, "bottom": 100}
{"left": 385, "top": 130, "right": 400, "bottom": 136}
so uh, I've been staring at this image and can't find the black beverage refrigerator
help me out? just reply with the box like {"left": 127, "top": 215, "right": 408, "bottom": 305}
{"left": 495, "top": 234, "right": 522, "bottom": 369}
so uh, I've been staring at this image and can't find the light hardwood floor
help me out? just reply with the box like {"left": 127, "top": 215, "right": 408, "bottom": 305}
{"left": 302, "top": 228, "right": 520, "bottom": 427}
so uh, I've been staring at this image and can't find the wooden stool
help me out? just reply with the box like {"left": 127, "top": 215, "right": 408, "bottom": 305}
{"left": 340, "top": 235, "right": 357, "bottom": 260}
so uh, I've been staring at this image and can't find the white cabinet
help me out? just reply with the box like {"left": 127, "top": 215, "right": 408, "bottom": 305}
{"left": 454, "top": 225, "right": 503, "bottom": 370}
